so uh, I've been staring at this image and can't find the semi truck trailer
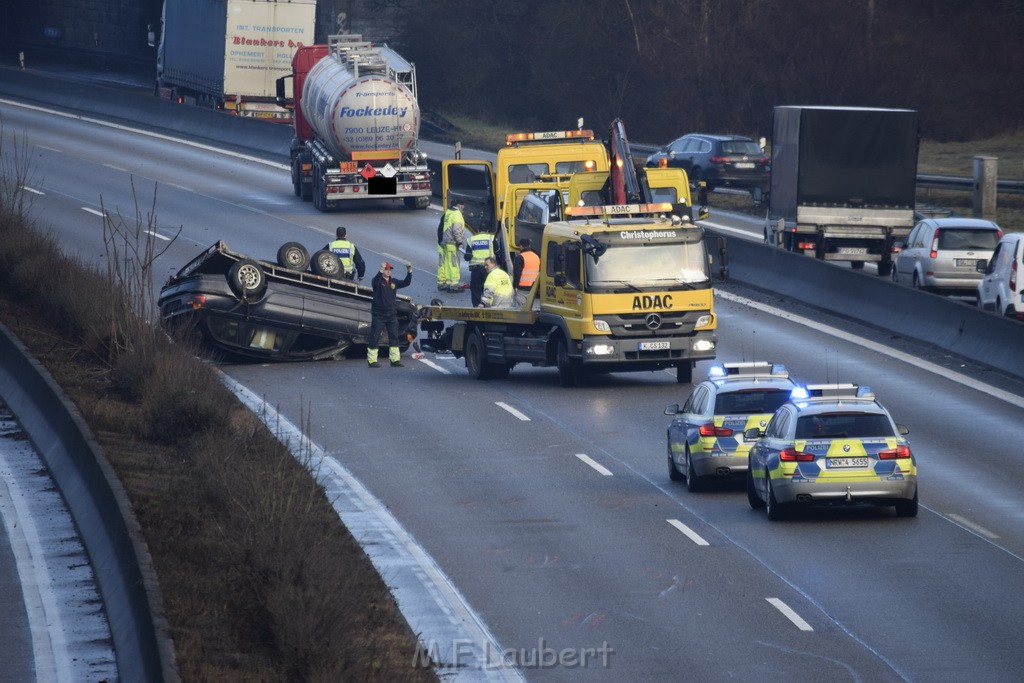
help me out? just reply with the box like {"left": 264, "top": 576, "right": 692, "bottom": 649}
{"left": 156, "top": 0, "right": 316, "bottom": 120}
{"left": 764, "top": 106, "right": 919, "bottom": 276}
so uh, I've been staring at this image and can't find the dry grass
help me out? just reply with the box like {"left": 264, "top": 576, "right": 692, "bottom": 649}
{"left": 0, "top": 134, "right": 437, "bottom": 681}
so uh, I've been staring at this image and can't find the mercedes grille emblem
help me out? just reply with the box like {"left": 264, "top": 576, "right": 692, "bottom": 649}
{"left": 645, "top": 313, "right": 662, "bottom": 330}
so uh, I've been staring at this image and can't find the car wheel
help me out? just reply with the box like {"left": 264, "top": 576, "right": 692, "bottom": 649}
{"left": 891, "top": 263, "right": 900, "bottom": 283}
{"left": 277, "top": 241, "right": 310, "bottom": 271}
{"left": 689, "top": 168, "right": 702, "bottom": 187}
{"left": 913, "top": 272, "right": 923, "bottom": 290}
{"left": 765, "top": 474, "right": 787, "bottom": 521}
{"left": 227, "top": 258, "right": 267, "bottom": 299}
{"left": 668, "top": 442, "right": 684, "bottom": 482}
{"left": 685, "top": 447, "right": 702, "bottom": 493}
{"left": 676, "top": 362, "right": 693, "bottom": 384}
{"left": 465, "top": 331, "right": 490, "bottom": 380}
{"left": 311, "top": 250, "right": 342, "bottom": 278}
{"left": 747, "top": 468, "right": 765, "bottom": 509}
{"left": 556, "top": 337, "right": 582, "bottom": 388}
{"left": 894, "top": 489, "right": 919, "bottom": 518}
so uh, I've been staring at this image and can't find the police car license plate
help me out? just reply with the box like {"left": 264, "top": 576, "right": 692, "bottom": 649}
{"left": 955, "top": 258, "right": 980, "bottom": 267}
{"left": 639, "top": 341, "right": 671, "bottom": 351}
{"left": 734, "top": 162, "right": 755, "bottom": 169}
{"left": 827, "top": 457, "right": 869, "bottom": 468}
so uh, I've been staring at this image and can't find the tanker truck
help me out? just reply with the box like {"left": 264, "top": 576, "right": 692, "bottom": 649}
{"left": 277, "top": 34, "right": 432, "bottom": 211}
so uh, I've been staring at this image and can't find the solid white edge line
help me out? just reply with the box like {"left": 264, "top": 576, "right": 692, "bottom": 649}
{"left": 145, "top": 230, "right": 171, "bottom": 242}
{"left": 80, "top": 207, "right": 104, "bottom": 217}
{"left": 574, "top": 453, "right": 613, "bottom": 476}
{"left": 495, "top": 402, "right": 530, "bottom": 421}
{"left": 666, "top": 519, "right": 710, "bottom": 546}
{"left": 766, "top": 597, "right": 814, "bottom": 632}
{"left": 0, "top": 97, "right": 290, "bottom": 170}
{"left": 220, "top": 374, "right": 523, "bottom": 682}
{"left": 717, "top": 289, "right": 1024, "bottom": 410}
{"left": 0, "top": 449, "right": 70, "bottom": 681}
{"left": 946, "top": 514, "right": 1000, "bottom": 539}
{"left": 21, "top": 186, "right": 44, "bottom": 195}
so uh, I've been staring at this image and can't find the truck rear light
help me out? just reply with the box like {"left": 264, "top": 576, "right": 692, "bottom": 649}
{"left": 796, "top": 241, "right": 816, "bottom": 250}
{"left": 878, "top": 444, "right": 912, "bottom": 459}
{"left": 779, "top": 447, "right": 815, "bottom": 462}
{"left": 699, "top": 423, "right": 733, "bottom": 437}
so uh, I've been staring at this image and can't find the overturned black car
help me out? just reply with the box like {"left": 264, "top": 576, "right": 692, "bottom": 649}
{"left": 158, "top": 241, "right": 417, "bottom": 361}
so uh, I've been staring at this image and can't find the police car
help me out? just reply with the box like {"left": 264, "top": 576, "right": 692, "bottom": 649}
{"left": 745, "top": 384, "right": 918, "bottom": 520}
{"left": 664, "top": 362, "right": 799, "bottom": 491}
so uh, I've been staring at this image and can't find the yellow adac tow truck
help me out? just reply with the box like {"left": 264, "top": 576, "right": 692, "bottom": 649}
{"left": 419, "top": 202, "right": 727, "bottom": 386}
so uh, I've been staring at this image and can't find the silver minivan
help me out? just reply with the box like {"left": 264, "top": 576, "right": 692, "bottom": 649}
{"left": 976, "top": 232, "right": 1024, "bottom": 321}
{"left": 892, "top": 217, "right": 1002, "bottom": 297}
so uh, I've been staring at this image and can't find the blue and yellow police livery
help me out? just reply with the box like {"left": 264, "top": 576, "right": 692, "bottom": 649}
{"left": 745, "top": 384, "right": 918, "bottom": 520}
{"left": 665, "top": 362, "right": 798, "bottom": 492}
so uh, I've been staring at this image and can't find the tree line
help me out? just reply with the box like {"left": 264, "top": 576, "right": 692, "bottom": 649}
{"left": 343, "top": 0, "right": 1023, "bottom": 143}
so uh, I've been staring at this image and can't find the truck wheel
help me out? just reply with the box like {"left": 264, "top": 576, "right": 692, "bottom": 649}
{"left": 277, "top": 242, "right": 310, "bottom": 271}
{"left": 404, "top": 196, "right": 430, "bottom": 210}
{"left": 877, "top": 259, "right": 893, "bottom": 278}
{"left": 851, "top": 261, "right": 865, "bottom": 270}
{"left": 556, "top": 337, "right": 582, "bottom": 387}
{"left": 311, "top": 250, "right": 342, "bottom": 279}
{"left": 227, "top": 259, "right": 267, "bottom": 299}
{"left": 465, "top": 331, "right": 491, "bottom": 380}
{"left": 676, "top": 362, "right": 694, "bottom": 384}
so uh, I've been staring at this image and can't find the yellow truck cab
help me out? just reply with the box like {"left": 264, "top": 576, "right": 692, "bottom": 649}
{"left": 568, "top": 168, "right": 709, "bottom": 223}
{"left": 442, "top": 127, "right": 611, "bottom": 241}
{"left": 420, "top": 202, "right": 726, "bottom": 386}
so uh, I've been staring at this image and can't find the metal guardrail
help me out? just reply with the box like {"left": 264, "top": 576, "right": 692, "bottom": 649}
{"left": 631, "top": 144, "right": 1024, "bottom": 194}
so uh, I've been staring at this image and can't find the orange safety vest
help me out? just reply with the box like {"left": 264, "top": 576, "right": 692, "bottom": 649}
{"left": 518, "top": 249, "right": 540, "bottom": 288}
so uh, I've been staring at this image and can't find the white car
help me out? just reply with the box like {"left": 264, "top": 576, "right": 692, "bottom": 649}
{"left": 892, "top": 217, "right": 1001, "bottom": 296}
{"left": 976, "top": 232, "right": 1024, "bottom": 321}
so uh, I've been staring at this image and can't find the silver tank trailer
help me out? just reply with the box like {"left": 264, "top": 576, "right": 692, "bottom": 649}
{"left": 301, "top": 44, "right": 421, "bottom": 162}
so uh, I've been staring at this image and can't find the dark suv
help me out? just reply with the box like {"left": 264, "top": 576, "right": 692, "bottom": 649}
{"left": 645, "top": 133, "right": 769, "bottom": 194}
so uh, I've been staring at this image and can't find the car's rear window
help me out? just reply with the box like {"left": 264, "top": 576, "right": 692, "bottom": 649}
{"left": 720, "top": 141, "right": 763, "bottom": 156}
{"left": 714, "top": 389, "right": 791, "bottom": 415}
{"left": 795, "top": 412, "right": 894, "bottom": 439}
{"left": 938, "top": 228, "right": 1001, "bottom": 250}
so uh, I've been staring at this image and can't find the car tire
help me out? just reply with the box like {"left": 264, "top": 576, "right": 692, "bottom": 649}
{"left": 747, "top": 468, "right": 765, "bottom": 509}
{"left": 556, "top": 337, "right": 582, "bottom": 388}
{"left": 277, "top": 242, "right": 310, "bottom": 271}
{"left": 311, "top": 250, "right": 343, "bottom": 278}
{"left": 891, "top": 264, "right": 900, "bottom": 283}
{"left": 668, "top": 442, "right": 684, "bottom": 482}
{"left": 765, "top": 474, "right": 787, "bottom": 521}
{"left": 895, "top": 489, "right": 919, "bottom": 518}
{"left": 227, "top": 258, "right": 267, "bottom": 299}
{"left": 685, "top": 447, "right": 702, "bottom": 493}
{"left": 913, "top": 272, "right": 923, "bottom": 290}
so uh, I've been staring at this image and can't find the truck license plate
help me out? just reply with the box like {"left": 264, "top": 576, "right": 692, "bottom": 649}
{"left": 827, "top": 457, "right": 869, "bottom": 468}
{"left": 734, "top": 162, "right": 755, "bottom": 169}
{"left": 838, "top": 247, "right": 868, "bottom": 255}
{"left": 639, "top": 341, "right": 671, "bottom": 351}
